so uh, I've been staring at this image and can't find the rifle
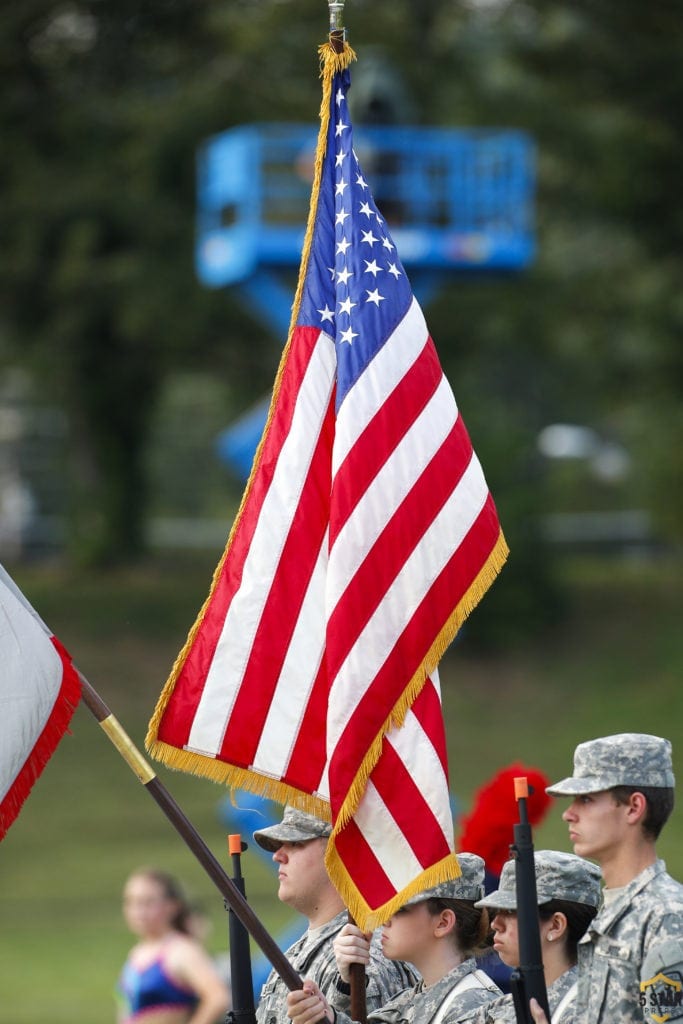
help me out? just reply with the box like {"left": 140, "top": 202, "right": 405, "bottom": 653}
{"left": 508, "top": 777, "right": 551, "bottom": 1024}
{"left": 226, "top": 834, "right": 257, "bottom": 1024}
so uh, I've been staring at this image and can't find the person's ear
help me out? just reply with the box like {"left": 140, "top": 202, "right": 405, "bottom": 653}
{"left": 434, "top": 908, "right": 457, "bottom": 938}
{"left": 544, "top": 911, "right": 567, "bottom": 943}
{"left": 626, "top": 791, "right": 648, "bottom": 826}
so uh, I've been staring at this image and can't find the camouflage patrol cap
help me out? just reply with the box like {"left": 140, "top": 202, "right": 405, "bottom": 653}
{"left": 475, "top": 850, "right": 602, "bottom": 910}
{"left": 546, "top": 733, "right": 675, "bottom": 796}
{"left": 253, "top": 805, "right": 332, "bottom": 852}
{"left": 402, "top": 853, "right": 486, "bottom": 906}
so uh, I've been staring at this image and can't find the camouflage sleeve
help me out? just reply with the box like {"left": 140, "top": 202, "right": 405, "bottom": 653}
{"left": 319, "top": 934, "right": 416, "bottom": 1017}
{"left": 640, "top": 936, "right": 683, "bottom": 1022}
{"left": 329, "top": 990, "right": 413, "bottom": 1024}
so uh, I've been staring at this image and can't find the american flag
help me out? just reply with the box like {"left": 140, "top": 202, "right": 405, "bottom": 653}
{"left": 147, "top": 50, "right": 507, "bottom": 927}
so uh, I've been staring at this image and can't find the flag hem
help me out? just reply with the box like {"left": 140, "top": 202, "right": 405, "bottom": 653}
{"left": 0, "top": 637, "right": 81, "bottom": 841}
{"left": 326, "top": 846, "right": 462, "bottom": 931}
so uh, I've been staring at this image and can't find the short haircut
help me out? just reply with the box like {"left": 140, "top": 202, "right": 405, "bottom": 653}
{"left": 610, "top": 785, "right": 674, "bottom": 839}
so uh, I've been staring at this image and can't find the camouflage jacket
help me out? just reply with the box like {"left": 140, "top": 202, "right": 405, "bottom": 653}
{"left": 256, "top": 911, "right": 418, "bottom": 1024}
{"left": 576, "top": 859, "right": 683, "bottom": 1023}
{"left": 474, "top": 964, "right": 579, "bottom": 1024}
{"left": 333, "top": 958, "right": 502, "bottom": 1024}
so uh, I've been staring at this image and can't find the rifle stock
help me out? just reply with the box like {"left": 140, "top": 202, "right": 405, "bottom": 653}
{"left": 508, "top": 777, "right": 551, "bottom": 1024}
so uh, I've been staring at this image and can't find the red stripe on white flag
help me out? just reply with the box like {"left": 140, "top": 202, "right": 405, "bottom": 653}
{"left": 0, "top": 568, "right": 80, "bottom": 841}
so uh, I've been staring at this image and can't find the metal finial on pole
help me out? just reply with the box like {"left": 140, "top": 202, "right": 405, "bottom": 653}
{"left": 328, "top": 0, "right": 346, "bottom": 52}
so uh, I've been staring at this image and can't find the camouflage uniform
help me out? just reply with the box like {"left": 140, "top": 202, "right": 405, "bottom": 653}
{"left": 253, "top": 807, "right": 418, "bottom": 1024}
{"left": 255, "top": 910, "right": 418, "bottom": 1024}
{"left": 473, "top": 850, "right": 601, "bottom": 1024}
{"left": 328, "top": 860, "right": 503, "bottom": 1024}
{"left": 574, "top": 859, "right": 683, "bottom": 1023}
{"left": 475, "top": 965, "right": 579, "bottom": 1024}
{"left": 331, "top": 958, "right": 502, "bottom": 1024}
{"left": 547, "top": 733, "right": 683, "bottom": 1023}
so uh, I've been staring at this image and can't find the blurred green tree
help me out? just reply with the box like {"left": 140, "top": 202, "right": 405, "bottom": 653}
{"left": 1, "top": 0, "right": 680, "bottom": 591}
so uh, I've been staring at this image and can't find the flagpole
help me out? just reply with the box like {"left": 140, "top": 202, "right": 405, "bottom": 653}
{"left": 324, "top": 8, "right": 368, "bottom": 1017}
{"left": 328, "top": 0, "right": 345, "bottom": 52}
{"left": 78, "top": 675, "right": 301, "bottom": 992}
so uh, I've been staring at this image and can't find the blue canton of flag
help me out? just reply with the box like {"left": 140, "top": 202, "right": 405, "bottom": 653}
{"left": 297, "top": 69, "right": 413, "bottom": 409}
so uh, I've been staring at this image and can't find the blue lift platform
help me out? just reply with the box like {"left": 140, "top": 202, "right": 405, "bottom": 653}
{"left": 196, "top": 123, "right": 535, "bottom": 478}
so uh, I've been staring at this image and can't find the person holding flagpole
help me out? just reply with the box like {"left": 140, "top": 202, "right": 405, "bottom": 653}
{"left": 286, "top": 854, "right": 502, "bottom": 1024}
{"left": 253, "top": 807, "right": 418, "bottom": 1024}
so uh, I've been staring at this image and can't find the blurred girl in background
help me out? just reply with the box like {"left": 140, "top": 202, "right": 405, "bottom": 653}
{"left": 118, "top": 867, "right": 230, "bottom": 1024}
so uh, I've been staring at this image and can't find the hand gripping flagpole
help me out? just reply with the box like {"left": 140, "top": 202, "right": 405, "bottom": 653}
{"left": 79, "top": 675, "right": 301, "bottom": 992}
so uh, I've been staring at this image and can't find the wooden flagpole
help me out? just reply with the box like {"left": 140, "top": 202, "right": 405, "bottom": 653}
{"left": 79, "top": 674, "right": 301, "bottom": 991}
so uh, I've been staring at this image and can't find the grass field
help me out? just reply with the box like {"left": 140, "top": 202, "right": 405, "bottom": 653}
{"left": 0, "top": 552, "right": 681, "bottom": 1022}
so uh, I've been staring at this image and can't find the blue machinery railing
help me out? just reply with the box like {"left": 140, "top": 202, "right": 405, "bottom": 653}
{"left": 197, "top": 123, "right": 535, "bottom": 479}
{"left": 197, "top": 123, "right": 535, "bottom": 289}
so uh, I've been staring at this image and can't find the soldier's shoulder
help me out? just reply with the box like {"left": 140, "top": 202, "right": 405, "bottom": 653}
{"left": 641, "top": 870, "right": 683, "bottom": 915}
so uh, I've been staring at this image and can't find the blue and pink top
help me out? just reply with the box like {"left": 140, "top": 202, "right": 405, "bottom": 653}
{"left": 118, "top": 943, "right": 199, "bottom": 1020}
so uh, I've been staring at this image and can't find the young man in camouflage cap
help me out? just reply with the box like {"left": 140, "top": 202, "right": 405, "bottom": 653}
{"left": 530, "top": 732, "right": 683, "bottom": 1024}
{"left": 253, "top": 806, "right": 417, "bottom": 1024}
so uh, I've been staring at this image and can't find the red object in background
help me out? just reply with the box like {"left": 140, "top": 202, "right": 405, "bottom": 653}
{"left": 456, "top": 763, "right": 553, "bottom": 875}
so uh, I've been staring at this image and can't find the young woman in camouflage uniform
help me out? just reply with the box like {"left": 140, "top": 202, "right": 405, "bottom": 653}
{"left": 286, "top": 853, "right": 502, "bottom": 1024}
{"left": 473, "top": 850, "right": 601, "bottom": 1024}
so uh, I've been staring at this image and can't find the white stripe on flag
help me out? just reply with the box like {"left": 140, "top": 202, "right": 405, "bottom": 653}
{"left": 333, "top": 298, "right": 432, "bottom": 473}
{"left": 327, "top": 373, "right": 457, "bottom": 611}
{"left": 327, "top": 453, "right": 489, "bottom": 744}
{"left": 353, "top": 779, "right": 424, "bottom": 888}
{"left": 388, "top": 722, "right": 452, "bottom": 845}
{"left": 251, "top": 531, "right": 328, "bottom": 782}
{"left": 187, "top": 334, "right": 336, "bottom": 755}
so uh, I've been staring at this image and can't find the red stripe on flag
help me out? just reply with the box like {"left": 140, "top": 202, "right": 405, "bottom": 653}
{"left": 217, "top": 392, "right": 336, "bottom": 766}
{"left": 0, "top": 637, "right": 81, "bottom": 841}
{"left": 329, "top": 496, "right": 502, "bottom": 811}
{"left": 284, "top": 658, "right": 329, "bottom": 794}
{"left": 410, "top": 680, "right": 450, "bottom": 781}
{"left": 157, "top": 327, "right": 325, "bottom": 749}
{"left": 335, "top": 816, "right": 397, "bottom": 910}
{"left": 371, "top": 741, "right": 452, "bottom": 868}
{"left": 326, "top": 413, "right": 474, "bottom": 688}
{"left": 329, "top": 337, "right": 441, "bottom": 547}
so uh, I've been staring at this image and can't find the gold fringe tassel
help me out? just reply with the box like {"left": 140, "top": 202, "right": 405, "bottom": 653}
{"left": 326, "top": 847, "right": 463, "bottom": 932}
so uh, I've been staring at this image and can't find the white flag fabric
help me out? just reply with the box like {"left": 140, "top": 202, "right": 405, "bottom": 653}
{"left": 0, "top": 565, "right": 80, "bottom": 840}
